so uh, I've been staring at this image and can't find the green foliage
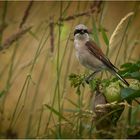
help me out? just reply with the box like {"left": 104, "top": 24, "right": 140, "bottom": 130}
{"left": 119, "top": 60, "right": 140, "bottom": 80}
{"left": 100, "top": 27, "right": 109, "bottom": 47}
{"left": 69, "top": 73, "right": 85, "bottom": 95}
{"left": 92, "top": 18, "right": 101, "bottom": 48}
{"left": 69, "top": 60, "right": 140, "bottom": 138}
{"left": 0, "top": 90, "right": 5, "bottom": 98}
{"left": 89, "top": 78, "right": 100, "bottom": 91}
{"left": 121, "top": 88, "right": 140, "bottom": 101}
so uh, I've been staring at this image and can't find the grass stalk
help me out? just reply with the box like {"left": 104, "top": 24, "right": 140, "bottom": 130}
{"left": 55, "top": 2, "right": 63, "bottom": 138}
{"left": 61, "top": 33, "right": 73, "bottom": 100}
{"left": 36, "top": 106, "right": 44, "bottom": 137}
{"left": 0, "top": 1, "right": 8, "bottom": 46}
{"left": 25, "top": 24, "right": 50, "bottom": 137}
{"left": 19, "top": 0, "right": 34, "bottom": 28}
{"left": 26, "top": 38, "right": 50, "bottom": 137}
{"left": 8, "top": 74, "right": 31, "bottom": 129}
{"left": 1, "top": 42, "right": 18, "bottom": 118}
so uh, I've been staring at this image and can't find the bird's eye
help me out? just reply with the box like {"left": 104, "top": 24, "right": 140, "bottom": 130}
{"left": 74, "top": 29, "right": 81, "bottom": 36}
{"left": 83, "top": 29, "right": 88, "bottom": 34}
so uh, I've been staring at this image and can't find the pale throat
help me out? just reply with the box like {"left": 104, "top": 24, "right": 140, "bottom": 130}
{"left": 74, "top": 34, "right": 89, "bottom": 50}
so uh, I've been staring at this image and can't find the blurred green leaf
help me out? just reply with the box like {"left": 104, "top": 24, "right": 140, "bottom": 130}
{"left": 92, "top": 18, "right": 101, "bottom": 47}
{"left": 120, "top": 88, "right": 140, "bottom": 101}
{"left": 129, "top": 72, "right": 140, "bottom": 80}
{"left": 0, "top": 90, "right": 5, "bottom": 98}
{"left": 100, "top": 26, "right": 109, "bottom": 47}
{"left": 121, "top": 62, "right": 134, "bottom": 68}
{"left": 120, "top": 60, "right": 140, "bottom": 72}
{"left": 118, "top": 60, "right": 140, "bottom": 80}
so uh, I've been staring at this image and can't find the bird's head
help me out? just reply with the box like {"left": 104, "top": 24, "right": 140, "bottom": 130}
{"left": 74, "top": 24, "right": 89, "bottom": 41}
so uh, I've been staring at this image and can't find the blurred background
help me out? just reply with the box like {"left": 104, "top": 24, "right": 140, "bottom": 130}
{"left": 0, "top": 1, "right": 140, "bottom": 138}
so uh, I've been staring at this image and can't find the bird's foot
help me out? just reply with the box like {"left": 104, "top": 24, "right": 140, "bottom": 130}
{"left": 85, "top": 71, "right": 99, "bottom": 84}
{"left": 85, "top": 76, "right": 93, "bottom": 84}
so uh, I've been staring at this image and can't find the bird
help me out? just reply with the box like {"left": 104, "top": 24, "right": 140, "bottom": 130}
{"left": 74, "top": 24, "right": 129, "bottom": 86}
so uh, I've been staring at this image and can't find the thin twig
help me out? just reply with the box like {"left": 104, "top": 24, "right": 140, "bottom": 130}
{"left": 0, "top": 1, "right": 8, "bottom": 46}
{"left": 0, "top": 26, "right": 32, "bottom": 50}
{"left": 52, "top": 1, "right": 102, "bottom": 24}
{"left": 49, "top": 17, "right": 54, "bottom": 53}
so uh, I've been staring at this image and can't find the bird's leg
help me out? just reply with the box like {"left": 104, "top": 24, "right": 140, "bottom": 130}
{"left": 85, "top": 70, "right": 100, "bottom": 84}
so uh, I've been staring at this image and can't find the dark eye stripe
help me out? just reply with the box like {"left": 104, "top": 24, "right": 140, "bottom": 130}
{"left": 83, "top": 29, "right": 88, "bottom": 33}
{"left": 74, "top": 29, "right": 88, "bottom": 36}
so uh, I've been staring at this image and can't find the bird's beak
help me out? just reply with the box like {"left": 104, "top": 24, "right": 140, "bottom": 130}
{"left": 81, "top": 30, "right": 85, "bottom": 34}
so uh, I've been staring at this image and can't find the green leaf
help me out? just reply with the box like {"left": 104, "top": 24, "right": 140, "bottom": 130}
{"left": 89, "top": 79, "right": 99, "bottom": 91}
{"left": 92, "top": 18, "right": 100, "bottom": 47}
{"left": 129, "top": 71, "right": 140, "bottom": 80}
{"left": 121, "top": 62, "right": 133, "bottom": 69}
{"left": 120, "top": 88, "right": 140, "bottom": 101}
{"left": 100, "top": 26, "right": 109, "bottom": 47}
{"left": 120, "top": 61, "right": 140, "bottom": 72}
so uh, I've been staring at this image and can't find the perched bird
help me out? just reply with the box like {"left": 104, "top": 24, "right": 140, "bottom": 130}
{"left": 74, "top": 24, "right": 129, "bottom": 86}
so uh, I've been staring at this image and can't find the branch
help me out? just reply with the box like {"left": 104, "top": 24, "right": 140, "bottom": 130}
{"left": 56, "top": 1, "right": 102, "bottom": 23}
{"left": 0, "top": 26, "right": 32, "bottom": 50}
{"left": 19, "top": 0, "right": 34, "bottom": 28}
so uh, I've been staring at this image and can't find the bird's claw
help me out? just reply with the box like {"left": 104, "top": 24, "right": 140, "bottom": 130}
{"left": 85, "top": 76, "right": 92, "bottom": 84}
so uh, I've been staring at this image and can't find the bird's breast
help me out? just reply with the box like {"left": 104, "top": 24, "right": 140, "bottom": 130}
{"left": 75, "top": 46, "right": 105, "bottom": 71}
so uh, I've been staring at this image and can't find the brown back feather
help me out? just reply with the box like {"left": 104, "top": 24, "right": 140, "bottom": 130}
{"left": 85, "top": 40, "right": 118, "bottom": 71}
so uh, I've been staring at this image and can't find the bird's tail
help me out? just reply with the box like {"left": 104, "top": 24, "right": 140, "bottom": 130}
{"left": 114, "top": 71, "right": 129, "bottom": 86}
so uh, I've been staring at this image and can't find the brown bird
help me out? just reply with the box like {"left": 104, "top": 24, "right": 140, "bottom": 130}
{"left": 74, "top": 24, "right": 129, "bottom": 86}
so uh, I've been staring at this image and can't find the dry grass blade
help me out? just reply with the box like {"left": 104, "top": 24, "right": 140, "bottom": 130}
{"left": 49, "top": 17, "right": 54, "bottom": 53}
{"left": 58, "top": 1, "right": 102, "bottom": 22}
{"left": 19, "top": 0, "right": 34, "bottom": 28}
{"left": 109, "top": 12, "right": 134, "bottom": 49}
{"left": 0, "top": 26, "right": 32, "bottom": 50}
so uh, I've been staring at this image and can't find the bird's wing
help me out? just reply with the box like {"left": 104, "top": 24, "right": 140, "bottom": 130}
{"left": 85, "top": 40, "right": 129, "bottom": 86}
{"left": 85, "top": 40, "right": 118, "bottom": 71}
